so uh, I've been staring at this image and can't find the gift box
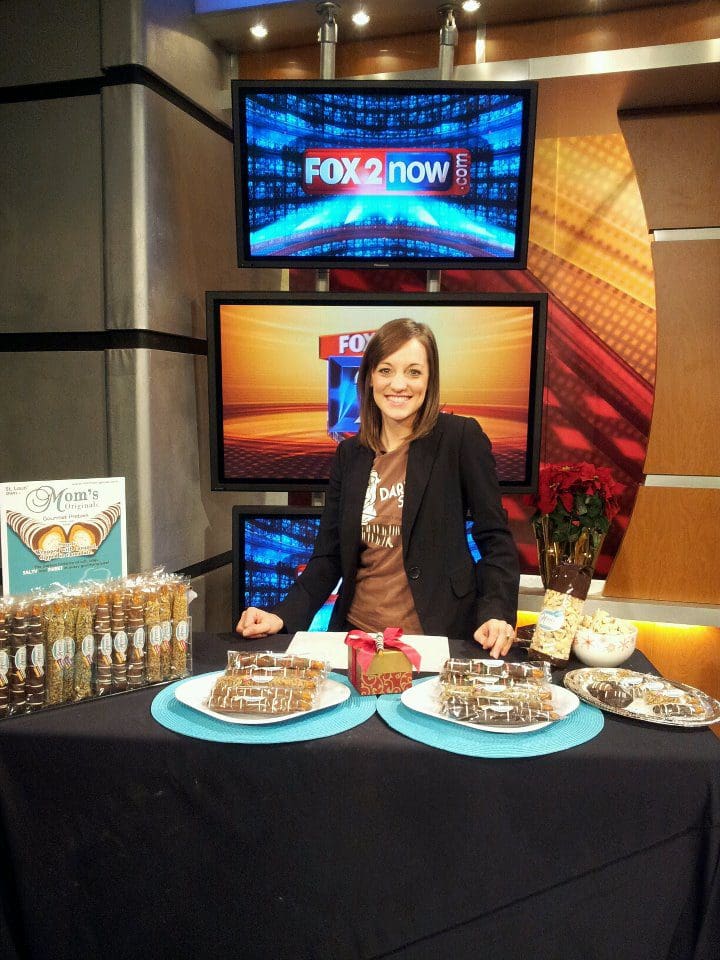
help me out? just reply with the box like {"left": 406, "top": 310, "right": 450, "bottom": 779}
{"left": 345, "top": 628, "right": 420, "bottom": 695}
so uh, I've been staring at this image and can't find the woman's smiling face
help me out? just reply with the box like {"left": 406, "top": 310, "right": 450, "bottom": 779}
{"left": 370, "top": 337, "right": 429, "bottom": 434}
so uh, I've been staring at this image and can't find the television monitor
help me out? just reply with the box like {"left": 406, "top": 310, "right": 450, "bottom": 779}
{"left": 207, "top": 291, "right": 547, "bottom": 494}
{"left": 232, "top": 79, "right": 538, "bottom": 269}
{"left": 231, "top": 505, "right": 481, "bottom": 633}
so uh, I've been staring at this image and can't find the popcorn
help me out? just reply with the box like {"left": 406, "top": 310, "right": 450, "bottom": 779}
{"left": 580, "top": 610, "right": 633, "bottom": 635}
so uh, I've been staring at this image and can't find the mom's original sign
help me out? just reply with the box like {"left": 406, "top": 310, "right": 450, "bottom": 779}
{"left": 1, "top": 477, "right": 127, "bottom": 595}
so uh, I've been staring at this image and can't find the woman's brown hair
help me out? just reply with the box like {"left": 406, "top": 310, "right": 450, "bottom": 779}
{"left": 357, "top": 318, "right": 440, "bottom": 452}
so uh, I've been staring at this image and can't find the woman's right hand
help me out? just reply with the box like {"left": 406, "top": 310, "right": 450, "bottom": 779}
{"left": 235, "top": 607, "right": 284, "bottom": 638}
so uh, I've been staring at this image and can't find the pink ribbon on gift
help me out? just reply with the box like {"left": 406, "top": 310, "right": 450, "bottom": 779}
{"left": 344, "top": 627, "right": 421, "bottom": 672}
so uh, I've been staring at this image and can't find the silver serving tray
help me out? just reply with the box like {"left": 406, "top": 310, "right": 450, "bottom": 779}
{"left": 564, "top": 667, "right": 720, "bottom": 728}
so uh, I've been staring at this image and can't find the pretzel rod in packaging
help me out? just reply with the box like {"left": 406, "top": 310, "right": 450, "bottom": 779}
{"left": 144, "top": 590, "right": 162, "bottom": 683}
{"left": 62, "top": 601, "right": 77, "bottom": 703}
{"left": 93, "top": 593, "right": 113, "bottom": 696}
{"left": 110, "top": 592, "right": 128, "bottom": 692}
{"left": 126, "top": 592, "right": 146, "bottom": 689}
{"left": 0, "top": 608, "right": 8, "bottom": 719}
{"left": 157, "top": 585, "right": 172, "bottom": 681}
{"left": 73, "top": 598, "right": 94, "bottom": 701}
{"left": 8, "top": 608, "right": 27, "bottom": 716}
{"left": 170, "top": 581, "right": 190, "bottom": 679}
{"left": 26, "top": 604, "right": 46, "bottom": 710}
{"left": 45, "top": 602, "right": 65, "bottom": 705}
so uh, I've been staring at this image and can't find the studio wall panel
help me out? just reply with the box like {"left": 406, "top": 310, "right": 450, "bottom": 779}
{"left": 619, "top": 106, "right": 720, "bottom": 229}
{"left": 101, "top": 0, "right": 230, "bottom": 122}
{"left": 603, "top": 486, "right": 720, "bottom": 603}
{"left": 0, "top": 0, "right": 102, "bottom": 86}
{"left": 0, "top": 96, "right": 104, "bottom": 334}
{"left": 0, "top": 352, "right": 108, "bottom": 480}
{"left": 644, "top": 239, "right": 720, "bottom": 476}
{"left": 106, "top": 348, "right": 207, "bottom": 575}
{"left": 102, "top": 84, "right": 277, "bottom": 338}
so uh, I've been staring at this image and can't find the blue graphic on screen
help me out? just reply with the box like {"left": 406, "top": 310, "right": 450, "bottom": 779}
{"left": 239, "top": 89, "right": 529, "bottom": 261}
{"left": 327, "top": 356, "right": 361, "bottom": 439}
{"left": 242, "top": 515, "right": 481, "bottom": 632}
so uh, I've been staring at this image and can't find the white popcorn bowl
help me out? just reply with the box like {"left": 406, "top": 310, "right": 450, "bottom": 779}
{"left": 572, "top": 623, "right": 638, "bottom": 667}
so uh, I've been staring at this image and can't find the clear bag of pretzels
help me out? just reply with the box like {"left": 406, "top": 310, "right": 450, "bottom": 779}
{"left": 529, "top": 562, "right": 592, "bottom": 667}
{"left": 207, "top": 650, "right": 329, "bottom": 716}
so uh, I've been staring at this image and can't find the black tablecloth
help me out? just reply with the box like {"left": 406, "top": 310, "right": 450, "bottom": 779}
{"left": 0, "top": 633, "right": 719, "bottom": 960}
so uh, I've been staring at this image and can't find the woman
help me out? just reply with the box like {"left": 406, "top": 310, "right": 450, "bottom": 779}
{"left": 237, "top": 318, "right": 520, "bottom": 658}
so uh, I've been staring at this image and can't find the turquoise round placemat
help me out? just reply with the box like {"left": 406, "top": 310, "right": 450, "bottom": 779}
{"left": 151, "top": 671, "right": 376, "bottom": 744}
{"left": 376, "top": 679, "right": 604, "bottom": 758}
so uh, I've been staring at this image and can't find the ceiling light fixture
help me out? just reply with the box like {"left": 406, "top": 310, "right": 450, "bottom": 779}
{"left": 352, "top": 9, "right": 370, "bottom": 26}
{"left": 250, "top": 22, "right": 268, "bottom": 39}
{"left": 462, "top": 0, "right": 481, "bottom": 11}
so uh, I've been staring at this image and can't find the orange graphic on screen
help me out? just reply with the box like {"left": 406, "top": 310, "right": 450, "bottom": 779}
{"left": 219, "top": 303, "right": 535, "bottom": 483}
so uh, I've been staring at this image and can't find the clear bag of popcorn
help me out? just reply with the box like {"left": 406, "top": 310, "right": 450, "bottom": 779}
{"left": 530, "top": 563, "right": 592, "bottom": 667}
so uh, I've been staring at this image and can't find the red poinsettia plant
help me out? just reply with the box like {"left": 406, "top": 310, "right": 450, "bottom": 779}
{"left": 525, "top": 462, "right": 622, "bottom": 548}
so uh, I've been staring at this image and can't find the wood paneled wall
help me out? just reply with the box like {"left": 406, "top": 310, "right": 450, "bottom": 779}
{"left": 644, "top": 240, "right": 720, "bottom": 476}
{"left": 605, "top": 106, "right": 720, "bottom": 605}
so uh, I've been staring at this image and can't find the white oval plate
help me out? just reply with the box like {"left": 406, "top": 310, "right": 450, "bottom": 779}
{"left": 400, "top": 677, "right": 580, "bottom": 734}
{"left": 175, "top": 671, "right": 350, "bottom": 725}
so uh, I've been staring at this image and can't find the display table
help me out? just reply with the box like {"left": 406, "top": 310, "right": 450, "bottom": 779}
{"left": 1, "top": 633, "right": 718, "bottom": 960}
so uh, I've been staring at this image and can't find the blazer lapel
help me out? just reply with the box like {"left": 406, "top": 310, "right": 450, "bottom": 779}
{"left": 341, "top": 444, "right": 374, "bottom": 565}
{"left": 403, "top": 420, "right": 443, "bottom": 551}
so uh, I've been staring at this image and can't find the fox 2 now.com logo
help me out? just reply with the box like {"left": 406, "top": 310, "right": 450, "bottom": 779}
{"left": 302, "top": 148, "right": 471, "bottom": 196}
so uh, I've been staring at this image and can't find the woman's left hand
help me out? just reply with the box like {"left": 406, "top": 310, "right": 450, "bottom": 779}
{"left": 474, "top": 619, "right": 516, "bottom": 659}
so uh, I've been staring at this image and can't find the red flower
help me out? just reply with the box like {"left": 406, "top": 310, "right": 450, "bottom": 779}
{"left": 527, "top": 461, "right": 622, "bottom": 541}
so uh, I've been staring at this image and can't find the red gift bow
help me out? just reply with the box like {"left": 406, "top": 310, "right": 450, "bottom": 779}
{"left": 344, "top": 627, "right": 421, "bottom": 673}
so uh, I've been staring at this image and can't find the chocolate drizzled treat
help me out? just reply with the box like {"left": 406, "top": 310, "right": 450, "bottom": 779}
{"left": 26, "top": 604, "right": 46, "bottom": 709}
{"left": 228, "top": 651, "right": 327, "bottom": 675}
{"left": 0, "top": 610, "right": 9, "bottom": 719}
{"left": 93, "top": 594, "right": 112, "bottom": 696}
{"left": 170, "top": 584, "right": 189, "bottom": 680}
{"left": 110, "top": 592, "right": 128, "bottom": 692}
{"left": 208, "top": 680, "right": 315, "bottom": 715}
{"left": 126, "top": 592, "right": 146, "bottom": 689}
{"left": 441, "top": 696, "right": 558, "bottom": 726}
{"left": 586, "top": 679, "right": 635, "bottom": 710}
{"left": 8, "top": 609, "right": 28, "bottom": 715}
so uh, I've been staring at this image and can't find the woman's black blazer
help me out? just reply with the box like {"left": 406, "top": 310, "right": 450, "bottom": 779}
{"left": 273, "top": 412, "right": 520, "bottom": 641}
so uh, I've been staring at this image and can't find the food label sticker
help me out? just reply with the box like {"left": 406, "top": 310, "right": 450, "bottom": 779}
{"left": 30, "top": 644, "right": 45, "bottom": 668}
{"left": 0, "top": 650, "right": 8, "bottom": 677}
{"left": 99, "top": 633, "right": 112, "bottom": 657}
{"left": 538, "top": 607, "right": 565, "bottom": 631}
{"left": 133, "top": 627, "right": 145, "bottom": 650}
{"left": 81, "top": 634, "right": 95, "bottom": 658}
{"left": 113, "top": 630, "right": 128, "bottom": 654}
{"left": 175, "top": 620, "right": 189, "bottom": 643}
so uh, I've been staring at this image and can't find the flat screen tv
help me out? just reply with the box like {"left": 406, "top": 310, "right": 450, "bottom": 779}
{"left": 231, "top": 505, "right": 481, "bottom": 633}
{"left": 232, "top": 79, "right": 537, "bottom": 269}
{"left": 207, "top": 291, "right": 547, "bottom": 494}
